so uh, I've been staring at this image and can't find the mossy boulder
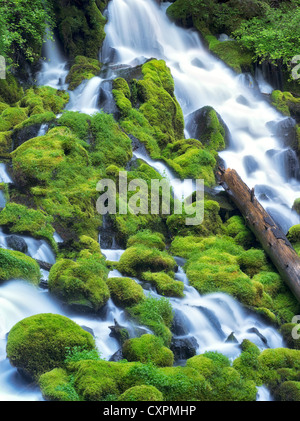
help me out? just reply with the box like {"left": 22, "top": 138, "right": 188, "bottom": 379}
{"left": 66, "top": 55, "right": 101, "bottom": 90}
{"left": 118, "top": 244, "right": 176, "bottom": 277}
{"left": 6, "top": 313, "right": 96, "bottom": 380}
{"left": 107, "top": 277, "right": 145, "bottom": 308}
{"left": 287, "top": 224, "right": 300, "bottom": 243}
{"left": 166, "top": 200, "right": 223, "bottom": 237}
{"left": 186, "top": 351, "right": 257, "bottom": 401}
{"left": 271, "top": 90, "right": 300, "bottom": 119}
{"left": 0, "top": 202, "right": 56, "bottom": 250}
{"left": 142, "top": 271, "right": 184, "bottom": 298}
{"left": 48, "top": 252, "right": 109, "bottom": 313}
{"left": 274, "top": 381, "right": 300, "bottom": 401}
{"left": 118, "top": 385, "right": 163, "bottom": 401}
{"left": 225, "top": 215, "right": 256, "bottom": 249}
{"left": 127, "top": 229, "right": 166, "bottom": 251}
{"left": 69, "top": 360, "right": 136, "bottom": 401}
{"left": 128, "top": 295, "right": 174, "bottom": 346}
{"left": 0, "top": 107, "right": 27, "bottom": 132}
{"left": 237, "top": 248, "right": 269, "bottom": 277}
{"left": 0, "top": 248, "right": 41, "bottom": 284}
{"left": 39, "top": 368, "right": 80, "bottom": 401}
{"left": 122, "top": 334, "right": 174, "bottom": 367}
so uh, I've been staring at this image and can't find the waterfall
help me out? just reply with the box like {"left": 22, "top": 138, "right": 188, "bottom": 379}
{"left": 0, "top": 0, "right": 294, "bottom": 402}
{"left": 103, "top": 0, "right": 300, "bottom": 233}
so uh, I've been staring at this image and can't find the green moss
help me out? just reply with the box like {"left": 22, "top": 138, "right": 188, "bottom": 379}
{"left": 224, "top": 215, "right": 256, "bottom": 249}
{"left": 118, "top": 244, "right": 176, "bottom": 277}
{"left": 11, "top": 126, "right": 102, "bottom": 240}
{"left": 0, "top": 248, "right": 41, "bottom": 284}
{"left": 48, "top": 250, "right": 110, "bottom": 313}
{"left": 122, "top": 334, "right": 174, "bottom": 367}
{"left": 6, "top": 313, "right": 95, "bottom": 380}
{"left": 271, "top": 90, "right": 300, "bottom": 116}
{"left": 170, "top": 235, "right": 243, "bottom": 260}
{"left": 0, "top": 107, "right": 27, "bottom": 131}
{"left": 20, "top": 86, "right": 69, "bottom": 115}
{"left": 274, "top": 381, "right": 300, "bottom": 401}
{"left": 124, "top": 363, "right": 207, "bottom": 401}
{"left": 55, "top": 0, "right": 107, "bottom": 59}
{"left": 287, "top": 224, "right": 300, "bottom": 243}
{"left": 205, "top": 34, "right": 253, "bottom": 73}
{"left": 112, "top": 78, "right": 132, "bottom": 117}
{"left": 127, "top": 229, "right": 165, "bottom": 251}
{"left": 107, "top": 277, "right": 145, "bottom": 308}
{"left": 0, "top": 131, "right": 12, "bottom": 157}
{"left": 237, "top": 248, "right": 269, "bottom": 277}
{"left": 128, "top": 295, "right": 174, "bottom": 345}
{"left": 66, "top": 56, "right": 101, "bottom": 90}
{"left": 142, "top": 271, "right": 184, "bottom": 298}
{"left": 280, "top": 324, "right": 300, "bottom": 350}
{"left": 39, "top": 368, "right": 80, "bottom": 401}
{"left": 71, "top": 360, "right": 135, "bottom": 401}
{"left": 57, "top": 111, "right": 91, "bottom": 142}
{"left": 0, "top": 73, "right": 24, "bottom": 105}
{"left": 118, "top": 385, "right": 163, "bottom": 401}
{"left": 166, "top": 200, "right": 223, "bottom": 237}
{"left": 0, "top": 202, "right": 56, "bottom": 250}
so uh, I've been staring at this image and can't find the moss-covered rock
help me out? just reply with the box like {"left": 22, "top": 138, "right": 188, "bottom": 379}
{"left": 122, "top": 334, "right": 174, "bottom": 367}
{"left": 107, "top": 277, "right": 145, "bottom": 308}
{"left": 142, "top": 271, "right": 184, "bottom": 298}
{"left": 118, "top": 244, "right": 176, "bottom": 277}
{"left": 0, "top": 202, "right": 56, "bottom": 250}
{"left": 0, "top": 248, "right": 41, "bottom": 284}
{"left": 127, "top": 229, "right": 166, "bottom": 251}
{"left": 6, "top": 313, "right": 96, "bottom": 380}
{"left": 48, "top": 249, "right": 110, "bottom": 313}
{"left": 271, "top": 90, "right": 300, "bottom": 118}
{"left": 118, "top": 385, "right": 163, "bottom": 401}
{"left": 274, "top": 381, "right": 300, "bottom": 401}
{"left": 287, "top": 224, "right": 300, "bottom": 243}
{"left": 70, "top": 360, "right": 135, "bottom": 401}
{"left": 66, "top": 55, "right": 101, "bottom": 90}
{"left": 224, "top": 215, "right": 256, "bottom": 249}
{"left": 39, "top": 368, "right": 80, "bottom": 401}
{"left": 166, "top": 200, "right": 223, "bottom": 237}
{"left": 0, "top": 73, "right": 24, "bottom": 105}
{"left": 128, "top": 295, "right": 174, "bottom": 346}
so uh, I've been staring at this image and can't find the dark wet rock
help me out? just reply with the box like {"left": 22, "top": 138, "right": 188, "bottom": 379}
{"left": 98, "top": 80, "right": 120, "bottom": 120}
{"left": 267, "top": 117, "right": 298, "bottom": 151}
{"left": 185, "top": 106, "right": 231, "bottom": 148}
{"left": 170, "top": 336, "right": 198, "bottom": 360}
{"left": 6, "top": 235, "right": 28, "bottom": 253}
{"left": 109, "top": 320, "right": 130, "bottom": 346}
{"left": 109, "top": 348, "right": 124, "bottom": 362}
{"left": 81, "top": 325, "right": 95, "bottom": 338}
{"left": 247, "top": 327, "right": 269, "bottom": 346}
{"left": 171, "top": 309, "right": 191, "bottom": 337}
{"left": 243, "top": 155, "right": 259, "bottom": 175}
{"left": 225, "top": 332, "right": 239, "bottom": 344}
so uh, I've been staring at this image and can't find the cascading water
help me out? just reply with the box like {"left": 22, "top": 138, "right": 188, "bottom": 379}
{"left": 103, "top": 0, "right": 300, "bottom": 233}
{"left": 0, "top": 0, "right": 295, "bottom": 402}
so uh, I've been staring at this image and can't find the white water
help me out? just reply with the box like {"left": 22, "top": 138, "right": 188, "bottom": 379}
{"left": 103, "top": 0, "right": 300, "bottom": 233}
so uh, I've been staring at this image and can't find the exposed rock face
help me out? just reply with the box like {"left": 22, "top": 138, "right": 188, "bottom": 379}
{"left": 6, "top": 235, "right": 28, "bottom": 254}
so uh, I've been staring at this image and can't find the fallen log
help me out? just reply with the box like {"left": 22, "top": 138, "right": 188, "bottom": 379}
{"left": 217, "top": 167, "right": 300, "bottom": 304}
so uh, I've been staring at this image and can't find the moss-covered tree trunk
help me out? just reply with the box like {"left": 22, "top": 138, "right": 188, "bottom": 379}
{"left": 218, "top": 167, "right": 300, "bottom": 304}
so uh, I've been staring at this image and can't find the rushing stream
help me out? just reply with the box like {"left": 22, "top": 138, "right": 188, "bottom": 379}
{"left": 0, "top": 0, "right": 297, "bottom": 401}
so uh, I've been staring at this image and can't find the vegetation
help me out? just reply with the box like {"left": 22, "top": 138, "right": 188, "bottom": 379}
{"left": 1, "top": 0, "right": 300, "bottom": 404}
